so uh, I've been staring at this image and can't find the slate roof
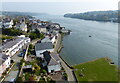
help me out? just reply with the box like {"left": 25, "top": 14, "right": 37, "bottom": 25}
{"left": 35, "top": 42, "right": 53, "bottom": 51}
{"left": 2, "top": 37, "right": 29, "bottom": 50}
{"left": 41, "top": 37, "right": 51, "bottom": 43}
{"left": 48, "top": 58, "right": 58, "bottom": 66}
{"left": 0, "top": 53, "right": 9, "bottom": 65}
{"left": 43, "top": 51, "right": 59, "bottom": 66}
{"left": 50, "top": 53, "right": 60, "bottom": 62}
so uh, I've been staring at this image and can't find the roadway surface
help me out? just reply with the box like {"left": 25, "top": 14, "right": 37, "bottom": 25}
{"left": 53, "top": 33, "right": 76, "bottom": 82}
{"left": 4, "top": 45, "right": 27, "bottom": 82}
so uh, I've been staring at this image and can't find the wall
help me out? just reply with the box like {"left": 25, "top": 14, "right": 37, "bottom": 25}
{"left": 48, "top": 64, "right": 61, "bottom": 73}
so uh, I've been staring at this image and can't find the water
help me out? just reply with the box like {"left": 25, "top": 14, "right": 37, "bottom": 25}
{"left": 36, "top": 15, "right": 118, "bottom": 66}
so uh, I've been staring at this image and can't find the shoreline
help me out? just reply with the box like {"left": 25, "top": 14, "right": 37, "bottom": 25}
{"left": 57, "top": 33, "right": 74, "bottom": 69}
{"left": 55, "top": 33, "right": 77, "bottom": 82}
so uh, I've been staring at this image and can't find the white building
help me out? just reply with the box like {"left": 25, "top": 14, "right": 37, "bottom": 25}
{"left": 51, "top": 36, "right": 56, "bottom": 44}
{"left": 41, "top": 36, "right": 56, "bottom": 44}
{"left": 37, "top": 25, "right": 47, "bottom": 33}
{"left": 19, "top": 22, "right": 27, "bottom": 32}
{"left": 35, "top": 42, "right": 54, "bottom": 58}
{"left": 1, "top": 36, "right": 30, "bottom": 57}
{"left": 3, "top": 20, "right": 13, "bottom": 28}
{"left": 41, "top": 37, "right": 51, "bottom": 43}
{"left": 0, "top": 53, "right": 11, "bottom": 77}
{"left": 43, "top": 51, "right": 61, "bottom": 73}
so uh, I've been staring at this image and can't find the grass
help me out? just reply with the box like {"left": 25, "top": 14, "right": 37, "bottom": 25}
{"left": 0, "top": 35, "right": 14, "bottom": 40}
{"left": 73, "top": 58, "right": 119, "bottom": 81}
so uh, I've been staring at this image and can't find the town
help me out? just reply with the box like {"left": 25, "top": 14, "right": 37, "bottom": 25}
{"left": 0, "top": 14, "right": 71, "bottom": 82}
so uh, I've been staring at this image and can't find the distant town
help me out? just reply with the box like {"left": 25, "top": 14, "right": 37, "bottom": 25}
{"left": 0, "top": 13, "right": 71, "bottom": 82}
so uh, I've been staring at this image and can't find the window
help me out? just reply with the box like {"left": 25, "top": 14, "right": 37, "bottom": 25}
{"left": 40, "top": 53, "right": 43, "bottom": 55}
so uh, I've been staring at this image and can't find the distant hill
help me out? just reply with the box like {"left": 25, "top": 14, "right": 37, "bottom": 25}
{"left": 64, "top": 10, "right": 119, "bottom": 23}
{"left": 0, "top": 11, "right": 47, "bottom": 17}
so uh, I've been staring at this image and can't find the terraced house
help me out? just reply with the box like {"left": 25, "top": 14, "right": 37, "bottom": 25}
{"left": 0, "top": 53, "right": 11, "bottom": 77}
{"left": 1, "top": 35, "right": 30, "bottom": 57}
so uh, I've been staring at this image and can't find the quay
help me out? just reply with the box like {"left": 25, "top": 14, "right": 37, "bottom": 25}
{"left": 53, "top": 33, "right": 77, "bottom": 82}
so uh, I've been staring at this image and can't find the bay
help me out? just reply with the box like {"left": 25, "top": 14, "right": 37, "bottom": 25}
{"left": 36, "top": 15, "right": 118, "bottom": 66}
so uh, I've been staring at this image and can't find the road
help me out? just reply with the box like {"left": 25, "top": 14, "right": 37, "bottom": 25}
{"left": 53, "top": 33, "right": 61, "bottom": 53}
{"left": 4, "top": 45, "right": 27, "bottom": 82}
{"left": 54, "top": 33, "right": 76, "bottom": 82}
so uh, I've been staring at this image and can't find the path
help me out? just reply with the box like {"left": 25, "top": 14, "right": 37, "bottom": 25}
{"left": 54, "top": 33, "right": 76, "bottom": 82}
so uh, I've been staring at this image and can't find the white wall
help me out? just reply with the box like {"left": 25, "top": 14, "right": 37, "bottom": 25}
{"left": 36, "top": 49, "right": 54, "bottom": 58}
{"left": 48, "top": 64, "right": 61, "bottom": 73}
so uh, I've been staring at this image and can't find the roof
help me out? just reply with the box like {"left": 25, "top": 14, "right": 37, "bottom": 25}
{"left": 38, "top": 25, "right": 46, "bottom": 28}
{"left": 43, "top": 51, "right": 51, "bottom": 64}
{"left": 43, "top": 51, "right": 59, "bottom": 66}
{"left": 23, "top": 65, "right": 32, "bottom": 69}
{"left": 0, "top": 53, "right": 9, "bottom": 65}
{"left": 48, "top": 58, "right": 58, "bottom": 66}
{"left": 35, "top": 42, "right": 53, "bottom": 51}
{"left": 50, "top": 53, "right": 60, "bottom": 62}
{"left": 2, "top": 37, "right": 29, "bottom": 50}
{"left": 41, "top": 37, "right": 51, "bottom": 43}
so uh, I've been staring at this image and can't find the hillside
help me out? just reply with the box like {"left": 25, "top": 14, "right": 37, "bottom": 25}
{"left": 64, "top": 10, "right": 119, "bottom": 23}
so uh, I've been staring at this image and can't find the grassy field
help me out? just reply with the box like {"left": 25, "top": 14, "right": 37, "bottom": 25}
{"left": 73, "top": 58, "right": 118, "bottom": 81}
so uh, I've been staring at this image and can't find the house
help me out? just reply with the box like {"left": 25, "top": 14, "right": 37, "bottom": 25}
{"left": 15, "top": 22, "right": 27, "bottom": 32}
{"left": 30, "top": 24, "right": 38, "bottom": 31}
{"left": 0, "top": 53, "right": 11, "bottom": 77}
{"left": 37, "top": 25, "right": 47, "bottom": 33}
{"left": 43, "top": 51, "right": 61, "bottom": 73}
{"left": 15, "top": 23, "right": 21, "bottom": 29}
{"left": 41, "top": 37, "right": 52, "bottom": 43}
{"left": 19, "top": 22, "right": 27, "bottom": 32}
{"left": 1, "top": 36, "right": 30, "bottom": 57}
{"left": 35, "top": 42, "right": 54, "bottom": 58}
{"left": 50, "top": 36, "right": 56, "bottom": 44}
{"left": 49, "top": 23, "right": 61, "bottom": 30}
{"left": 3, "top": 19, "right": 13, "bottom": 28}
{"left": 41, "top": 36, "right": 56, "bottom": 44}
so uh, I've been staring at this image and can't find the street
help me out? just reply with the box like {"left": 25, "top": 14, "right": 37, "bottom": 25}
{"left": 4, "top": 45, "right": 27, "bottom": 81}
{"left": 53, "top": 33, "right": 76, "bottom": 82}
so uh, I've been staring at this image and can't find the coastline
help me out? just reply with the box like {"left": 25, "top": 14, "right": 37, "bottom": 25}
{"left": 57, "top": 33, "right": 73, "bottom": 69}
{"left": 54, "top": 33, "right": 77, "bottom": 82}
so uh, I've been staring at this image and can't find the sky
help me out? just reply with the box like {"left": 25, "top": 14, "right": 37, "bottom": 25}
{"left": 0, "top": 0, "right": 119, "bottom": 15}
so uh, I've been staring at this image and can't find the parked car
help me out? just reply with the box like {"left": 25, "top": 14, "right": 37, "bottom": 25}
{"left": 23, "top": 49, "right": 26, "bottom": 53}
{"left": 10, "top": 78, "right": 16, "bottom": 83}
{"left": 18, "top": 52, "right": 24, "bottom": 57}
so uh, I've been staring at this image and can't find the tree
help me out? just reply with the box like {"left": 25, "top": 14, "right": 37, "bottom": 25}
{"left": 29, "top": 44, "right": 34, "bottom": 49}
{"left": 29, "top": 32, "right": 37, "bottom": 40}
{"left": 2, "top": 28, "right": 23, "bottom": 36}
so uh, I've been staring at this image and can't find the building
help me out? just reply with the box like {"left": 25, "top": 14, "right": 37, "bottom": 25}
{"left": 35, "top": 42, "right": 54, "bottom": 58}
{"left": 37, "top": 25, "right": 47, "bottom": 33}
{"left": 1, "top": 36, "right": 30, "bottom": 57}
{"left": 41, "top": 36, "right": 56, "bottom": 44}
{"left": 41, "top": 37, "right": 52, "bottom": 43}
{"left": 43, "top": 51, "right": 61, "bottom": 73}
{"left": 0, "top": 53, "right": 11, "bottom": 77}
{"left": 19, "top": 22, "right": 27, "bottom": 32}
{"left": 15, "top": 22, "right": 27, "bottom": 32}
{"left": 3, "top": 19, "right": 13, "bottom": 28}
{"left": 49, "top": 23, "right": 61, "bottom": 30}
{"left": 50, "top": 36, "right": 56, "bottom": 44}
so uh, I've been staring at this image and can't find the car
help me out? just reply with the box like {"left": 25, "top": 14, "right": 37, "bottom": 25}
{"left": 18, "top": 52, "right": 24, "bottom": 57}
{"left": 23, "top": 49, "right": 26, "bottom": 53}
{"left": 10, "top": 78, "right": 16, "bottom": 83}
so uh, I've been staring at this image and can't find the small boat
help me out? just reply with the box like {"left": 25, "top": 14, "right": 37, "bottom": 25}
{"left": 89, "top": 35, "right": 92, "bottom": 37}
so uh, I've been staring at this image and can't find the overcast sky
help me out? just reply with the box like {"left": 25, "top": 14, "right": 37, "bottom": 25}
{"left": 1, "top": 0, "right": 119, "bottom": 15}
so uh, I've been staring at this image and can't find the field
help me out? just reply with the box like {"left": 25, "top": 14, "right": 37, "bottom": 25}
{"left": 73, "top": 58, "right": 118, "bottom": 81}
